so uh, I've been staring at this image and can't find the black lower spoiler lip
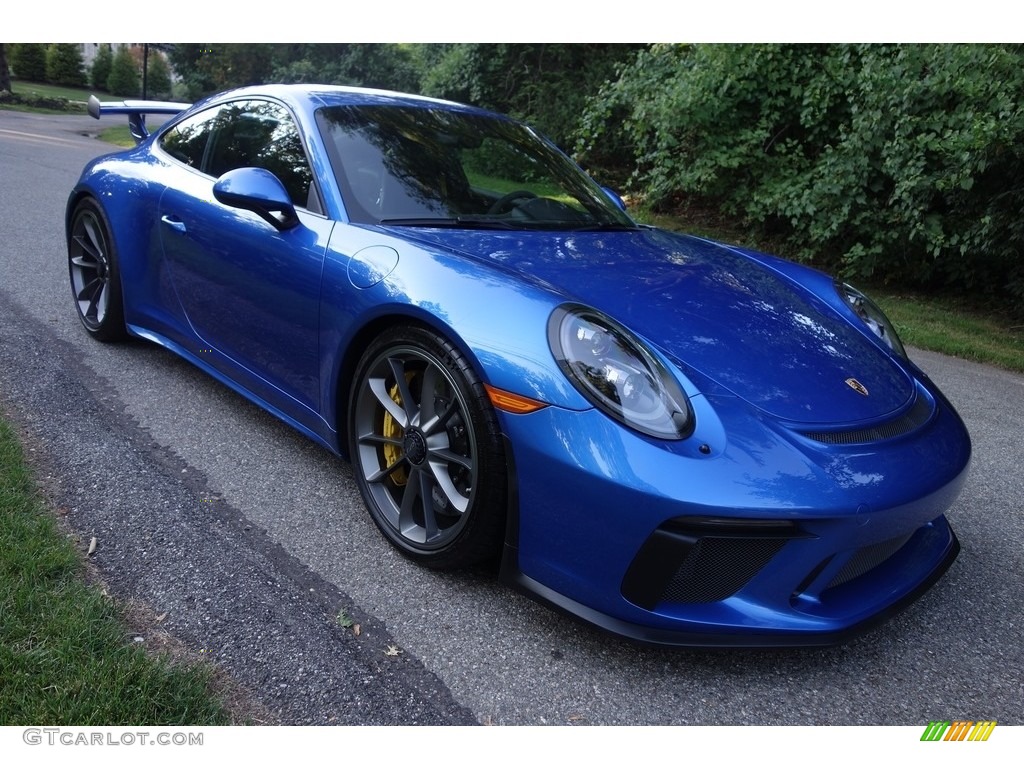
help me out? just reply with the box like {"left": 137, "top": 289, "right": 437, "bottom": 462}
{"left": 87, "top": 94, "right": 191, "bottom": 144}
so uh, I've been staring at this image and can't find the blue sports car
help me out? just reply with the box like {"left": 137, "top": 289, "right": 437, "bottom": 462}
{"left": 67, "top": 85, "right": 971, "bottom": 647}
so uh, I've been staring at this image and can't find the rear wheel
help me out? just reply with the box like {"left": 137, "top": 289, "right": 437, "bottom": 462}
{"left": 348, "top": 326, "right": 506, "bottom": 569}
{"left": 67, "top": 198, "right": 127, "bottom": 341}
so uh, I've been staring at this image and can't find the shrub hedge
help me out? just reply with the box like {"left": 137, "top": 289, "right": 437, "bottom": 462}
{"left": 578, "top": 44, "right": 1024, "bottom": 302}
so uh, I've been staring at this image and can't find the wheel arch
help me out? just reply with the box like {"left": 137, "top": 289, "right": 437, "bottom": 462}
{"left": 65, "top": 186, "right": 95, "bottom": 233}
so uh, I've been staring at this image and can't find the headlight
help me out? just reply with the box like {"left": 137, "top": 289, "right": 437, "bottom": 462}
{"left": 836, "top": 282, "right": 907, "bottom": 359}
{"left": 548, "top": 305, "right": 694, "bottom": 439}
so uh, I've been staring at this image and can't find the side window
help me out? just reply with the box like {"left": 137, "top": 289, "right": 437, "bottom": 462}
{"left": 203, "top": 100, "right": 315, "bottom": 209}
{"left": 159, "top": 106, "right": 220, "bottom": 168}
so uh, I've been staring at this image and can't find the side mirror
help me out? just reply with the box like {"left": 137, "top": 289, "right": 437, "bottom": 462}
{"left": 601, "top": 186, "right": 628, "bottom": 212}
{"left": 213, "top": 167, "right": 299, "bottom": 230}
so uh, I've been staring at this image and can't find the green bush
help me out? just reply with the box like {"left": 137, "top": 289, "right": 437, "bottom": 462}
{"left": 146, "top": 50, "right": 172, "bottom": 99}
{"left": 578, "top": 44, "right": 1024, "bottom": 301}
{"left": 45, "top": 44, "right": 86, "bottom": 87}
{"left": 10, "top": 43, "right": 47, "bottom": 82}
{"left": 91, "top": 44, "right": 113, "bottom": 91}
{"left": 107, "top": 46, "right": 139, "bottom": 98}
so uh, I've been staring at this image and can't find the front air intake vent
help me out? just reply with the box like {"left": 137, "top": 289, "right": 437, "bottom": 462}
{"left": 621, "top": 519, "right": 801, "bottom": 610}
{"left": 825, "top": 533, "right": 915, "bottom": 591}
{"left": 661, "top": 537, "right": 787, "bottom": 604}
{"left": 801, "top": 394, "right": 933, "bottom": 445}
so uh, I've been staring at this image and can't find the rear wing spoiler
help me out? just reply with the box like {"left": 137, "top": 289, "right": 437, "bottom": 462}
{"left": 87, "top": 94, "right": 192, "bottom": 145}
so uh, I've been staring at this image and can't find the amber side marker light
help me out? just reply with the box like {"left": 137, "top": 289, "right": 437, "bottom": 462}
{"left": 484, "top": 384, "right": 548, "bottom": 414}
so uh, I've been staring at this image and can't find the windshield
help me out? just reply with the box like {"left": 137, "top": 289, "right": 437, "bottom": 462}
{"left": 315, "top": 104, "right": 636, "bottom": 230}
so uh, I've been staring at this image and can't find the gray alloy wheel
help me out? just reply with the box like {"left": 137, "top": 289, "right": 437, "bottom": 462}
{"left": 68, "top": 199, "right": 127, "bottom": 342}
{"left": 348, "top": 325, "right": 506, "bottom": 570}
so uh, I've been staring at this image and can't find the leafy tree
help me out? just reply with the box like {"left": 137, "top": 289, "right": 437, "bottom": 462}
{"left": 107, "top": 45, "right": 139, "bottom": 97}
{"left": 273, "top": 44, "right": 418, "bottom": 92}
{"left": 167, "top": 43, "right": 218, "bottom": 99}
{"left": 420, "top": 44, "right": 642, "bottom": 152}
{"left": 580, "top": 44, "right": 1024, "bottom": 301}
{"left": 167, "top": 43, "right": 419, "bottom": 99}
{"left": 91, "top": 44, "right": 113, "bottom": 91}
{"left": 9, "top": 43, "right": 47, "bottom": 82}
{"left": 46, "top": 43, "right": 86, "bottom": 87}
{"left": 205, "top": 43, "right": 275, "bottom": 88}
{"left": 146, "top": 50, "right": 172, "bottom": 99}
{"left": 169, "top": 43, "right": 276, "bottom": 98}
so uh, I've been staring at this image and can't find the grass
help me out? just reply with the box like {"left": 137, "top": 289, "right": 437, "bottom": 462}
{"left": 98, "top": 125, "right": 135, "bottom": 147}
{"left": 872, "top": 291, "right": 1024, "bottom": 372}
{"left": 8, "top": 79, "right": 96, "bottom": 104}
{"left": 0, "top": 417, "right": 233, "bottom": 726}
{"left": 0, "top": 79, "right": 97, "bottom": 114}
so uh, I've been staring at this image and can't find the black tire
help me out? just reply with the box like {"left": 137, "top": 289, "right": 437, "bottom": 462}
{"left": 67, "top": 198, "right": 127, "bottom": 342}
{"left": 348, "top": 325, "right": 506, "bottom": 570}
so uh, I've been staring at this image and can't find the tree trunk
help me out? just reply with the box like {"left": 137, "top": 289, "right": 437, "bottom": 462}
{"left": 0, "top": 44, "right": 12, "bottom": 93}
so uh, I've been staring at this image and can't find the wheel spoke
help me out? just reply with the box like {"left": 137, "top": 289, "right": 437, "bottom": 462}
{"left": 388, "top": 356, "right": 419, "bottom": 423}
{"left": 365, "top": 454, "right": 407, "bottom": 484}
{"left": 76, "top": 276, "right": 102, "bottom": 302}
{"left": 397, "top": 466, "right": 437, "bottom": 541}
{"left": 358, "top": 432, "right": 402, "bottom": 448}
{"left": 416, "top": 470, "right": 441, "bottom": 542}
{"left": 427, "top": 458, "right": 471, "bottom": 514}
{"left": 82, "top": 216, "right": 104, "bottom": 259}
{"left": 428, "top": 446, "right": 473, "bottom": 473}
{"left": 95, "top": 280, "right": 109, "bottom": 320}
{"left": 368, "top": 376, "right": 408, "bottom": 428}
{"left": 418, "top": 363, "right": 441, "bottom": 423}
{"left": 79, "top": 277, "right": 107, "bottom": 323}
{"left": 70, "top": 252, "right": 97, "bottom": 270}
{"left": 73, "top": 231, "right": 100, "bottom": 264}
{"left": 420, "top": 397, "right": 458, "bottom": 436}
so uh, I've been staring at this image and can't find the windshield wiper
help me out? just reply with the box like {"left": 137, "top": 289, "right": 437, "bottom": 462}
{"left": 378, "top": 217, "right": 640, "bottom": 232}
{"left": 377, "top": 217, "right": 519, "bottom": 230}
{"left": 565, "top": 222, "right": 640, "bottom": 232}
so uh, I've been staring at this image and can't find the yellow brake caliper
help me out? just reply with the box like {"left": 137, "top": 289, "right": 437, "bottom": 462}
{"left": 382, "top": 378, "right": 410, "bottom": 486}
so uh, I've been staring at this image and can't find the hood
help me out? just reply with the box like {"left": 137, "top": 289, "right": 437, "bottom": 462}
{"left": 394, "top": 226, "right": 913, "bottom": 425}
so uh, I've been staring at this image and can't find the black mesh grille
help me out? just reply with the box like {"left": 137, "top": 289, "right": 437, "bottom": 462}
{"left": 661, "top": 537, "right": 786, "bottom": 604}
{"left": 825, "top": 533, "right": 914, "bottom": 590}
{"left": 801, "top": 394, "right": 932, "bottom": 445}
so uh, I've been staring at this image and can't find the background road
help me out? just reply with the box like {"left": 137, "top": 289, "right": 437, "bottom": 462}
{"left": 1, "top": 111, "right": 1021, "bottom": 725}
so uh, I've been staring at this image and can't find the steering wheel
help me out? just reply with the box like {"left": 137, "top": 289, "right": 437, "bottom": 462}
{"left": 487, "top": 190, "right": 537, "bottom": 215}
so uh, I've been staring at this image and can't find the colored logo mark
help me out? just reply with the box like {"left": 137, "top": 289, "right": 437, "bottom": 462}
{"left": 920, "top": 720, "right": 997, "bottom": 742}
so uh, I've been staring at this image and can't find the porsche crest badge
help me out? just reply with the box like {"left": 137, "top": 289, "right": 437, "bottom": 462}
{"left": 845, "top": 378, "right": 869, "bottom": 396}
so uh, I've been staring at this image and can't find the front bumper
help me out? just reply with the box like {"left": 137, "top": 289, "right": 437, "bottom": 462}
{"left": 497, "top": 386, "right": 971, "bottom": 648}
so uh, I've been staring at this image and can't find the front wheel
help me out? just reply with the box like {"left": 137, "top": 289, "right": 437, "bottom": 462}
{"left": 348, "top": 326, "right": 506, "bottom": 570}
{"left": 67, "top": 198, "right": 127, "bottom": 341}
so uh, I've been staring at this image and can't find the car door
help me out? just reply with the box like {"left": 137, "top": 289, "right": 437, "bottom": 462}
{"left": 156, "top": 99, "right": 334, "bottom": 420}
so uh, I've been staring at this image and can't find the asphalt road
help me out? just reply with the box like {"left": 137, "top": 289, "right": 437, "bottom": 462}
{"left": 1, "top": 110, "right": 1022, "bottom": 726}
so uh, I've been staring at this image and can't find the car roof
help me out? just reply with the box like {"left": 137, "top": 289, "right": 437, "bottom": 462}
{"left": 194, "top": 83, "right": 497, "bottom": 119}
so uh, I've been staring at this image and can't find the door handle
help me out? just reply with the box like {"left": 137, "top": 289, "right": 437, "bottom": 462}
{"left": 160, "top": 215, "right": 186, "bottom": 233}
